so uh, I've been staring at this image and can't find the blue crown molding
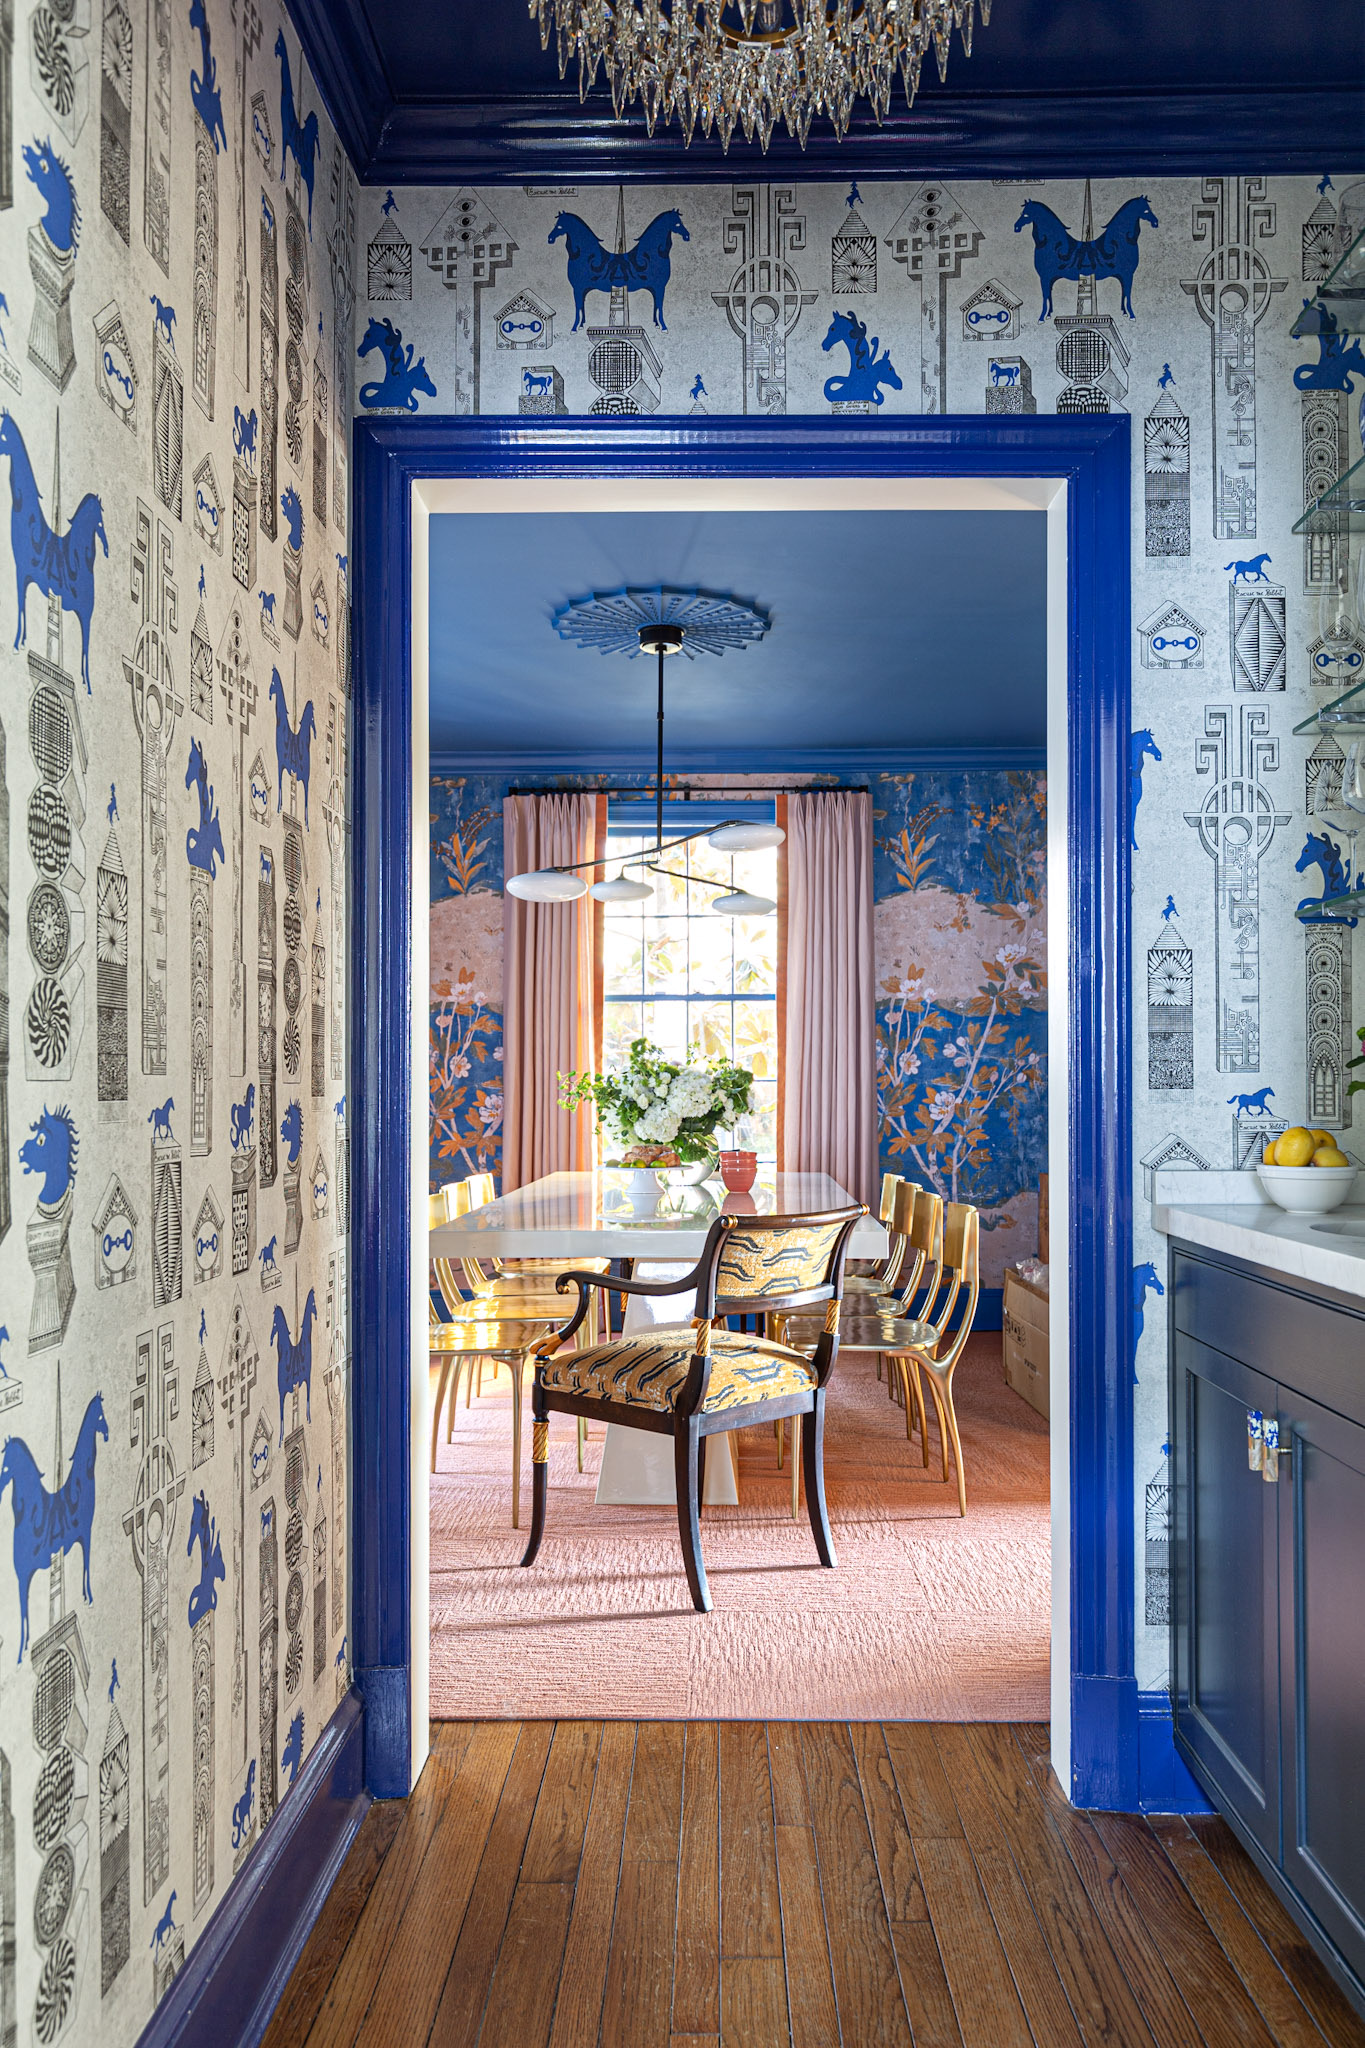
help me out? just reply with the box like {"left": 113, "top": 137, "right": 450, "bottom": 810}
{"left": 283, "top": 10, "right": 1365, "bottom": 190}
{"left": 135, "top": 1692, "right": 367, "bottom": 2048}
{"left": 352, "top": 412, "right": 1134, "bottom": 1809}
{"left": 428, "top": 747, "right": 1048, "bottom": 775}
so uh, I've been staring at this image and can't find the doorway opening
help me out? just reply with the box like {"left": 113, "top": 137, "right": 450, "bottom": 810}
{"left": 350, "top": 419, "right": 1133, "bottom": 1809}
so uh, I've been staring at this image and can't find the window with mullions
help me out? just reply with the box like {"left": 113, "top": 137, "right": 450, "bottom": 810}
{"left": 601, "top": 831, "right": 779, "bottom": 1161}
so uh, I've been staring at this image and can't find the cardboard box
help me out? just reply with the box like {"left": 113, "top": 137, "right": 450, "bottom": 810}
{"left": 1003, "top": 1266, "right": 1049, "bottom": 1421}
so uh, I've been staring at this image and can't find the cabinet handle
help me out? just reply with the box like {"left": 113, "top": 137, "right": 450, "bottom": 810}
{"left": 1262, "top": 1416, "right": 1292, "bottom": 1484}
{"left": 1247, "top": 1409, "right": 1264, "bottom": 1472}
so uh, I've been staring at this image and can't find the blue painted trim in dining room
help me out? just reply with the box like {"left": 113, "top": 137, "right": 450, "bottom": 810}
{"left": 350, "top": 412, "right": 1136, "bottom": 1810}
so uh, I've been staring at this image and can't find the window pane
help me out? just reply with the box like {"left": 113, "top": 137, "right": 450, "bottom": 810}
{"left": 733, "top": 1000, "right": 777, "bottom": 1080}
{"left": 603, "top": 924, "right": 645, "bottom": 997}
{"left": 641, "top": 1000, "right": 688, "bottom": 1064}
{"left": 688, "top": 911, "right": 733, "bottom": 996}
{"left": 644, "top": 920, "right": 688, "bottom": 996}
{"left": 603, "top": 1002, "right": 643, "bottom": 1066}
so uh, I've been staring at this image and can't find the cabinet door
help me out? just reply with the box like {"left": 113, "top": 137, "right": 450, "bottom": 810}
{"left": 1279, "top": 1389, "right": 1365, "bottom": 1980}
{"left": 1172, "top": 1332, "right": 1280, "bottom": 1860}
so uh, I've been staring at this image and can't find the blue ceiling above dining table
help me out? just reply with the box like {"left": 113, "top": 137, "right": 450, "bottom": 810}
{"left": 286, "top": 0, "right": 1364, "bottom": 184}
{"left": 427, "top": 506, "right": 1047, "bottom": 766}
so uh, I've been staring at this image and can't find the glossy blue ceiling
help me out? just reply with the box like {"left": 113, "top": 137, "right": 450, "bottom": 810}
{"left": 427, "top": 509, "right": 1046, "bottom": 765}
{"left": 288, "top": 0, "right": 1364, "bottom": 182}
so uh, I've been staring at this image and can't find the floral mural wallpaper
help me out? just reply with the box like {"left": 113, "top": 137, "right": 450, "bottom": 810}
{"left": 398, "top": 167, "right": 1362, "bottom": 1701}
{"left": 0, "top": 4, "right": 353, "bottom": 2044}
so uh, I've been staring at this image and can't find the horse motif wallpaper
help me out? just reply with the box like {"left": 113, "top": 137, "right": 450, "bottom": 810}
{"left": 0, "top": 5, "right": 353, "bottom": 2044}
{"left": 428, "top": 767, "right": 1048, "bottom": 1304}
{"left": 397, "top": 170, "right": 1363, "bottom": 1694}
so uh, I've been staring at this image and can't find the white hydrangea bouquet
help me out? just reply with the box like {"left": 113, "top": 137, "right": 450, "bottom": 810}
{"left": 560, "top": 1036, "right": 755, "bottom": 1170}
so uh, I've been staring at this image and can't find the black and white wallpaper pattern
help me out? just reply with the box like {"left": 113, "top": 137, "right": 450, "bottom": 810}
{"left": 356, "top": 169, "right": 1364, "bottom": 1693}
{"left": 0, "top": 3, "right": 352, "bottom": 2042}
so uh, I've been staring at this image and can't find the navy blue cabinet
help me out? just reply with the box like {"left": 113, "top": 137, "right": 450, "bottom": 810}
{"left": 1170, "top": 1243, "right": 1365, "bottom": 2011}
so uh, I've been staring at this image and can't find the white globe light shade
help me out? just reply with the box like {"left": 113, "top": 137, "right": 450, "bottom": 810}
{"left": 712, "top": 889, "right": 777, "bottom": 917}
{"left": 707, "top": 821, "right": 786, "bottom": 852}
{"left": 590, "top": 875, "right": 655, "bottom": 903}
{"left": 505, "top": 869, "right": 589, "bottom": 902}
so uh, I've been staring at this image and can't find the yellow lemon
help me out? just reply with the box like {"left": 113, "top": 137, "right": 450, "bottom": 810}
{"left": 1276, "top": 1127, "right": 1316, "bottom": 1168}
{"left": 1313, "top": 1146, "right": 1350, "bottom": 1168}
{"left": 1262, "top": 1138, "right": 1279, "bottom": 1165}
{"left": 1310, "top": 1129, "right": 1334, "bottom": 1148}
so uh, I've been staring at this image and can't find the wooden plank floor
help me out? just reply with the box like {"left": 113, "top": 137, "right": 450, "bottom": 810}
{"left": 263, "top": 1722, "right": 1365, "bottom": 2048}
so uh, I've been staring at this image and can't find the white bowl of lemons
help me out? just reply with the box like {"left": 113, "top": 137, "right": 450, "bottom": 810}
{"left": 1256, "top": 1126, "right": 1357, "bottom": 1213}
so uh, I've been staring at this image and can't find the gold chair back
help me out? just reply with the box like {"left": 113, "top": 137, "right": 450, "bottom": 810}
{"left": 877, "top": 1172, "right": 899, "bottom": 1225}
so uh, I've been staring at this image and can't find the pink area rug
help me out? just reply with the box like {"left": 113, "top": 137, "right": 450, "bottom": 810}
{"left": 428, "top": 1332, "right": 1051, "bottom": 1722}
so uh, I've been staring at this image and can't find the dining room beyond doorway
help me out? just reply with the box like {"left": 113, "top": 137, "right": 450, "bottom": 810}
{"left": 421, "top": 482, "right": 1055, "bottom": 1724}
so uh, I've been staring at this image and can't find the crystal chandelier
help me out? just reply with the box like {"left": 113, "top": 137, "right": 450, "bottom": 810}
{"left": 529, "top": 0, "right": 994, "bottom": 152}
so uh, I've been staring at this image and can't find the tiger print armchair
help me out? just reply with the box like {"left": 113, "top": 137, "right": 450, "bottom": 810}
{"left": 519, "top": 1202, "right": 865, "bottom": 1612}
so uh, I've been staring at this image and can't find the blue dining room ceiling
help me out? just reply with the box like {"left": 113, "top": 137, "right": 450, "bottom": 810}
{"left": 427, "top": 508, "right": 1046, "bottom": 765}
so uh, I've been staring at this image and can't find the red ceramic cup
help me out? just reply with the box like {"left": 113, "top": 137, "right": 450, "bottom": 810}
{"left": 719, "top": 1149, "right": 758, "bottom": 1193}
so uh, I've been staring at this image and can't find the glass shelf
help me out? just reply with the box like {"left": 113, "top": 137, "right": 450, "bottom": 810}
{"left": 1292, "top": 227, "right": 1365, "bottom": 339}
{"left": 1293, "top": 451, "right": 1365, "bottom": 537}
{"left": 1296, "top": 892, "right": 1364, "bottom": 924}
{"left": 1293, "top": 673, "right": 1365, "bottom": 735}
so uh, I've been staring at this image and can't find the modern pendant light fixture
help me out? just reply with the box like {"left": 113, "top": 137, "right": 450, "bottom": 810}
{"left": 506, "top": 588, "right": 784, "bottom": 914}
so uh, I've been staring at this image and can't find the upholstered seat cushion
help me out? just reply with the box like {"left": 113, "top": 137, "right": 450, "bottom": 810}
{"left": 539, "top": 1324, "right": 817, "bottom": 1415}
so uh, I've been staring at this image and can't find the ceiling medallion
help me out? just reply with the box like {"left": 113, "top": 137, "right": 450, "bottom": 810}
{"left": 529, "top": 0, "right": 994, "bottom": 152}
{"left": 553, "top": 586, "right": 770, "bottom": 658}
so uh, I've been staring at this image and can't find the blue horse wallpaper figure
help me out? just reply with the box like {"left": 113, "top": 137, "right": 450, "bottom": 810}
{"left": 150, "top": 295, "right": 177, "bottom": 350}
{"left": 357, "top": 316, "right": 437, "bottom": 412}
{"left": 1225, "top": 552, "right": 1272, "bottom": 583}
{"left": 1228, "top": 1086, "right": 1276, "bottom": 1115}
{"left": 282, "top": 1710, "right": 304, "bottom": 1786}
{"left": 821, "top": 310, "right": 902, "bottom": 405}
{"left": 19, "top": 1105, "right": 79, "bottom": 1208}
{"left": 186, "top": 736, "right": 225, "bottom": 877}
{"left": 232, "top": 1762, "right": 256, "bottom": 1848}
{"left": 22, "top": 138, "right": 80, "bottom": 254}
{"left": 281, "top": 1099, "right": 303, "bottom": 1167}
{"left": 0, "top": 1330, "right": 9, "bottom": 1381}
{"left": 231, "top": 1082, "right": 256, "bottom": 1150}
{"left": 0, "top": 409, "right": 107, "bottom": 691}
{"left": 1132, "top": 1263, "right": 1165, "bottom": 1383}
{"left": 276, "top": 29, "right": 320, "bottom": 230}
{"left": 1293, "top": 303, "right": 1365, "bottom": 393}
{"left": 273, "top": 1290, "right": 317, "bottom": 1432}
{"left": 259, "top": 1234, "right": 279, "bottom": 1277}
{"left": 1014, "top": 194, "right": 1157, "bottom": 318}
{"left": 550, "top": 209, "right": 689, "bottom": 331}
{"left": 270, "top": 667, "right": 316, "bottom": 824}
{"left": 189, "top": 0, "right": 226, "bottom": 152}
{"left": 187, "top": 1490, "right": 225, "bottom": 1627}
{"left": 1296, "top": 830, "right": 1356, "bottom": 925}
{"left": 0, "top": 1392, "right": 108, "bottom": 1658}
{"left": 1129, "top": 730, "right": 1161, "bottom": 851}
{"left": 147, "top": 1098, "right": 175, "bottom": 1142}
{"left": 281, "top": 484, "right": 304, "bottom": 553}
{"left": 150, "top": 1892, "right": 179, "bottom": 1953}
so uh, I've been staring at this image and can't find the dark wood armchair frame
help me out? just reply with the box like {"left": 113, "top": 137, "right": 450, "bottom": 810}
{"left": 519, "top": 1204, "right": 866, "bottom": 1612}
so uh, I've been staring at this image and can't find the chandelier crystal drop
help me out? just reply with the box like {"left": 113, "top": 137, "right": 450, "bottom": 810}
{"left": 529, "top": 0, "right": 993, "bottom": 152}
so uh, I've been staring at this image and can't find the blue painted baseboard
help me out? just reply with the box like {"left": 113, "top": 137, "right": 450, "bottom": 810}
{"left": 976, "top": 1287, "right": 1002, "bottom": 1332}
{"left": 137, "top": 1691, "right": 368, "bottom": 2048}
{"left": 1137, "top": 1690, "right": 1214, "bottom": 1815}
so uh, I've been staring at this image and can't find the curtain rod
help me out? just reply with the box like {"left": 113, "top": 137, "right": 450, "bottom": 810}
{"left": 507, "top": 784, "right": 872, "bottom": 797}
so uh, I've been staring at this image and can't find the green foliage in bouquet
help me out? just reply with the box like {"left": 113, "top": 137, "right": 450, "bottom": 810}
{"left": 560, "top": 1036, "right": 755, "bottom": 1164}
{"left": 1349, "top": 1023, "right": 1365, "bottom": 1097}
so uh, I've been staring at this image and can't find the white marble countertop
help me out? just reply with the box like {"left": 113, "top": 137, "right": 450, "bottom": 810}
{"left": 430, "top": 1169, "right": 884, "bottom": 1261}
{"left": 1151, "top": 1170, "right": 1365, "bottom": 1300}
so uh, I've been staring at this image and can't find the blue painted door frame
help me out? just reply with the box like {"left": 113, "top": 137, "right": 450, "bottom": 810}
{"left": 349, "top": 414, "right": 1137, "bottom": 1807}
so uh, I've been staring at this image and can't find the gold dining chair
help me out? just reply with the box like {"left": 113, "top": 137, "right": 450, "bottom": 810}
{"left": 844, "top": 1172, "right": 903, "bottom": 1278}
{"left": 429, "top": 1307, "right": 563, "bottom": 1525}
{"left": 896, "top": 1202, "right": 981, "bottom": 1516}
{"left": 520, "top": 1203, "right": 866, "bottom": 1612}
{"left": 777, "top": 1189, "right": 946, "bottom": 1455}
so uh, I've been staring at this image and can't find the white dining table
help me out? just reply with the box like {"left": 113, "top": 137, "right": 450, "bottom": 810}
{"left": 430, "top": 1170, "right": 883, "bottom": 1507}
